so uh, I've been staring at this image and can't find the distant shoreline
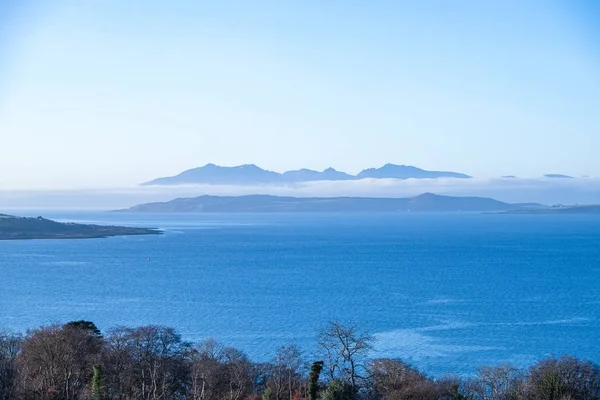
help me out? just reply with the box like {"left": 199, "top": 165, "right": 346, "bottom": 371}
{"left": 117, "top": 193, "right": 541, "bottom": 213}
{"left": 494, "top": 205, "right": 600, "bottom": 215}
{"left": 0, "top": 214, "right": 162, "bottom": 240}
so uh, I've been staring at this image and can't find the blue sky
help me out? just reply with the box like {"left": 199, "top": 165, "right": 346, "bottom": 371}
{"left": 0, "top": 0, "right": 599, "bottom": 188}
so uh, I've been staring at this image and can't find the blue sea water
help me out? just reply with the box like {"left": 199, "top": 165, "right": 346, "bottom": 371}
{"left": 1, "top": 211, "right": 599, "bottom": 376}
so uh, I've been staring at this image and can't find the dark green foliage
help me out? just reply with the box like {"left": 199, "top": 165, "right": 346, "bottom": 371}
{"left": 64, "top": 320, "right": 102, "bottom": 338}
{"left": 91, "top": 364, "right": 106, "bottom": 400}
{"left": 263, "top": 385, "right": 273, "bottom": 400}
{"left": 320, "top": 380, "right": 355, "bottom": 400}
{"left": 308, "top": 361, "right": 324, "bottom": 400}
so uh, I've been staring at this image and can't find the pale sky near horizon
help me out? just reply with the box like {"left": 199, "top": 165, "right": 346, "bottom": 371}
{"left": 0, "top": 0, "right": 599, "bottom": 188}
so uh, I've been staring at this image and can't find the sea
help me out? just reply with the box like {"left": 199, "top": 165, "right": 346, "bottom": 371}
{"left": 1, "top": 211, "right": 599, "bottom": 376}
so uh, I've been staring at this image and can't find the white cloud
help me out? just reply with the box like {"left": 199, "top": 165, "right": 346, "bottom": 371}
{"left": 1, "top": 177, "right": 600, "bottom": 210}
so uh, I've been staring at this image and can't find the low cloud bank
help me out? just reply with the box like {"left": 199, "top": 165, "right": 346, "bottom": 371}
{"left": 1, "top": 177, "right": 600, "bottom": 210}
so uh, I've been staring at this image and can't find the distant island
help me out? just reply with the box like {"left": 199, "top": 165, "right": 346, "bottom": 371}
{"left": 498, "top": 205, "right": 600, "bottom": 214}
{"left": 141, "top": 163, "right": 472, "bottom": 186}
{"left": 0, "top": 214, "right": 161, "bottom": 240}
{"left": 544, "top": 174, "right": 574, "bottom": 179}
{"left": 118, "top": 193, "right": 538, "bottom": 213}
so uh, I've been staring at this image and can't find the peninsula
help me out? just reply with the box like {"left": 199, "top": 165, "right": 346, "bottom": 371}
{"left": 498, "top": 205, "right": 600, "bottom": 214}
{"left": 0, "top": 214, "right": 162, "bottom": 240}
{"left": 119, "top": 193, "right": 538, "bottom": 213}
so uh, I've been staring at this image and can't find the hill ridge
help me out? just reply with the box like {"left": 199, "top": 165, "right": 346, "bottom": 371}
{"left": 119, "top": 193, "right": 538, "bottom": 213}
{"left": 142, "top": 163, "right": 472, "bottom": 186}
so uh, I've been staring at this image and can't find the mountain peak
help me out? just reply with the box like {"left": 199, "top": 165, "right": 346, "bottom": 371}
{"left": 357, "top": 164, "right": 470, "bottom": 180}
{"left": 383, "top": 163, "right": 408, "bottom": 167}
{"left": 142, "top": 163, "right": 471, "bottom": 186}
{"left": 414, "top": 192, "right": 439, "bottom": 198}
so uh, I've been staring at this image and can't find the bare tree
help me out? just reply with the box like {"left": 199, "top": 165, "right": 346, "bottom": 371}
{"left": 102, "top": 325, "right": 189, "bottom": 400}
{"left": 188, "top": 338, "right": 229, "bottom": 400}
{"left": 223, "top": 347, "right": 254, "bottom": 400}
{"left": 16, "top": 323, "right": 102, "bottom": 400}
{"left": 101, "top": 326, "right": 134, "bottom": 399}
{"left": 524, "top": 356, "right": 600, "bottom": 400}
{"left": 317, "top": 321, "right": 374, "bottom": 391}
{"left": 369, "top": 358, "right": 448, "bottom": 400}
{"left": 196, "top": 338, "right": 225, "bottom": 362}
{"left": 472, "top": 364, "right": 524, "bottom": 400}
{"left": 460, "top": 364, "right": 525, "bottom": 400}
{"left": 268, "top": 345, "right": 304, "bottom": 400}
{"left": 7, "top": 321, "right": 600, "bottom": 400}
{"left": 0, "top": 332, "right": 21, "bottom": 400}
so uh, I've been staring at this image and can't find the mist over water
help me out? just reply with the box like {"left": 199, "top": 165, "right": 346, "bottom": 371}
{"left": 2, "top": 176, "right": 600, "bottom": 210}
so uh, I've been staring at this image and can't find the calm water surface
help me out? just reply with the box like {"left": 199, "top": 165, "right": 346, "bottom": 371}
{"left": 1, "top": 212, "right": 599, "bottom": 376}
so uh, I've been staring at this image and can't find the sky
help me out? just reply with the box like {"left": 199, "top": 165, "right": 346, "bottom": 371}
{"left": 1, "top": 0, "right": 599, "bottom": 189}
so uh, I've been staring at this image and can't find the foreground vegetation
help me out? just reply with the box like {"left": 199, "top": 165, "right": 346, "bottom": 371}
{"left": 1, "top": 321, "right": 599, "bottom": 400}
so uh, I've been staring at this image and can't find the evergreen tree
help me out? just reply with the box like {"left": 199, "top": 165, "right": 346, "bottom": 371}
{"left": 320, "top": 380, "right": 355, "bottom": 400}
{"left": 91, "top": 364, "right": 106, "bottom": 400}
{"left": 262, "top": 385, "right": 272, "bottom": 400}
{"left": 308, "top": 361, "right": 324, "bottom": 400}
{"left": 64, "top": 320, "right": 102, "bottom": 338}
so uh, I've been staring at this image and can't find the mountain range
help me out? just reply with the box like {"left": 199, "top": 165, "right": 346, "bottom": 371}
{"left": 120, "top": 193, "right": 540, "bottom": 213}
{"left": 142, "top": 163, "right": 472, "bottom": 186}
